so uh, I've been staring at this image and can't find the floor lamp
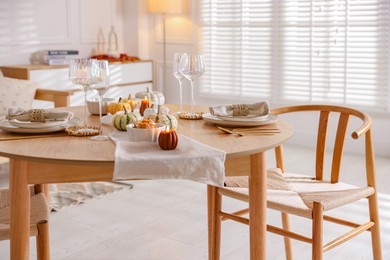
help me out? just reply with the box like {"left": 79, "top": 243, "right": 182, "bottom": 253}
{"left": 148, "top": 0, "right": 186, "bottom": 91}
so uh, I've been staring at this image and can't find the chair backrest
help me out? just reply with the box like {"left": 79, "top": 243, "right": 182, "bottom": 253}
{"left": 0, "top": 73, "right": 38, "bottom": 116}
{"left": 271, "top": 105, "right": 375, "bottom": 187}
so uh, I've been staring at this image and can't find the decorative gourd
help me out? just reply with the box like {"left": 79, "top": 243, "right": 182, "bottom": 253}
{"left": 121, "top": 94, "right": 138, "bottom": 112}
{"left": 112, "top": 108, "right": 142, "bottom": 131}
{"left": 158, "top": 126, "right": 178, "bottom": 150}
{"left": 107, "top": 97, "right": 131, "bottom": 114}
{"left": 146, "top": 113, "right": 178, "bottom": 130}
{"left": 135, "top": 87, "right": 165, "bottom": 106}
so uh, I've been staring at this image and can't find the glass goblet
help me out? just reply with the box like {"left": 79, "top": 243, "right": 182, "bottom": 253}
{"left": 179, "top": 53, "right": 205, "bottom": 115}
{"left": 90, "top": 60, "right": 110, "bottom": 141}
{"left": 173, "top": 52, "right": 186, "bottom": 114}
{"left": 69, "top": 59, "right": 102, "bottom": 134}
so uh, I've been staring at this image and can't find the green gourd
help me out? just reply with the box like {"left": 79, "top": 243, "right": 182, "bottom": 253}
{"left": 112, "top": 108, "right": 141, "bottom": 131}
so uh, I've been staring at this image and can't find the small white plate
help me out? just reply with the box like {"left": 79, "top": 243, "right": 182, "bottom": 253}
{"left": 202, "top": 113, "right": 278, "bottom": 127}
{"left": 9, "top": 119, "right": 69, "bottom": 129}
{"left": 0, "top": 120, "right": 67, "bottom": 134}
{"left": 216, "top": 114, "right": 268, "bottom": 122}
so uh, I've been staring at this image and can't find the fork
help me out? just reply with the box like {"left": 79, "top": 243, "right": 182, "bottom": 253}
{"left": 216, "top": 125, "right": 245, "bottom": 136}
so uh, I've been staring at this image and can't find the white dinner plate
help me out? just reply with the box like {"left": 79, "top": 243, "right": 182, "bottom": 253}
{"left": 9, "top": 119, "right": 69, "bottom": 129}
{"left": 216, "top": 114, "right": 268, "bottom": 122}
{"left": 202, "top": 113, "right": 278, "bottom": 127}
{"left": 0, "top": 120, "right": 67, "bottom": 134}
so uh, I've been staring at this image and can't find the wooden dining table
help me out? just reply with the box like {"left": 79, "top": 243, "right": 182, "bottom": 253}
{"left": 0, "top": 104, "right": 293, "bottom": 260}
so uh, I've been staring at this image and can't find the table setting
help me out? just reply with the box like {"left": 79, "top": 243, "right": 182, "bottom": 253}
{"left": 202, "top": 101, "right": 280, "bottom": 136}
{"left": 0, "top": 108, "right": 75, "bottom": 140}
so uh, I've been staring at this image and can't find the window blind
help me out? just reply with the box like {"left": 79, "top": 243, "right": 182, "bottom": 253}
{"left": 198, "top": 0, "right": 389, "bottom": 111}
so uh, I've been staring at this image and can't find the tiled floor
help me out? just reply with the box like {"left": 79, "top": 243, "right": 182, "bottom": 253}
{"left": 0, "top": 145, "right": 389, "bottom": 259}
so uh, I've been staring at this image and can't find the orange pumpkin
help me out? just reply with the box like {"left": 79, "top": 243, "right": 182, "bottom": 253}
{"left": 158, "top": 126, "right": 178, "bottom": 150}
{"left": 107, "top": 97, "right": 131, "bottom": 114}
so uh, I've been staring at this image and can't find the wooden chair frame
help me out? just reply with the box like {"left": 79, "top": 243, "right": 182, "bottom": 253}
{"left": 33, "top": 184, "right": 50, "bottom": 260}
{"left": 210, "top": 104, "right": 382, "bottom": 260}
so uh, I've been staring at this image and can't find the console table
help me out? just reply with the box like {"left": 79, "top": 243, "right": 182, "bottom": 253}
{"left": 0, "top": 60, "right": 153, "bottom": 108}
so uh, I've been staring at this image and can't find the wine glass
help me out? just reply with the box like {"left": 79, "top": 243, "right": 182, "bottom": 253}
{"left": 90, "top": 60, "right": 110, "bottom": 141}
{"left": 179, "top": 53, "right": 205, "bottom": 115}
{"left": 69, "top": 59, "right": 102, "bottom": 134}
{"left": 173, "top": 52, "right": 186, "bottom": 114}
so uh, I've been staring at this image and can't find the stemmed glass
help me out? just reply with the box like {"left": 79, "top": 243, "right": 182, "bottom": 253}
{"left": 69, "top": 59, "right": 102, "bottom": 134}
{"left": 90, "top": 60, "right": 110, "bottom": 141}
{"left": 179, "top": 53, "right": 205, "bottom": 115}
{"left": 173, "top": 53, "right": 186, "bottom": 114}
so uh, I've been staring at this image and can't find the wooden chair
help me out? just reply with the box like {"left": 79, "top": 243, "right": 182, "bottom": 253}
{"left": 0, "top": 185, "right": 50, "bottom": 259}
{"left": 0, "top": 73, "right": 72, "bottom": 259}
{"left": 210, "top": 105, "right": 382, "bottom": 260}
{"left": 0, "top": 74, "right": 74, "bottom": 194}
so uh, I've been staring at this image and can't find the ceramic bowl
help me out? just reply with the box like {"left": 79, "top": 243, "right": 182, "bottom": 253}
{"left": 126, "top": 123, "right": 165, "bottom": 142}
{"left": 87, "top": 97, "right": 115, "bottom": 115}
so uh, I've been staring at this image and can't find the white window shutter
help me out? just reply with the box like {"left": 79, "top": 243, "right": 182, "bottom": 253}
{"left": 199, "top": 0, "right": 389, "bottom": 111}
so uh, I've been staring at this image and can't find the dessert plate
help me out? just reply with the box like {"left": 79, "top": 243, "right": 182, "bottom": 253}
{"left": 0, "top": 120, "right": 67, "bottom": 134}
{"left": 203, "top": 113, "right": 278, "bottom": 127}
{"left": 9, "top": 119, "right": 69, "bottom": 129}
{"left": 216, "top": 114, "right": 268, "bottom": 122}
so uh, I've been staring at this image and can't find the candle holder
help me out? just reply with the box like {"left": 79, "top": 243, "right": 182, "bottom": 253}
{"left": 158, "top": 125, "right": 178, "bottom": 150}
{"left": 140, "top": 96, "right": 151, "bottom": 116}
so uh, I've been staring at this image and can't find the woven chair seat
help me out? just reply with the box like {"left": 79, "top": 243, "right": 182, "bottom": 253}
{"left": 0, "top": 187, "right": 50, "bottom": 241}
{"left": 221, "top": 168, "right": 374, "bottom": 219}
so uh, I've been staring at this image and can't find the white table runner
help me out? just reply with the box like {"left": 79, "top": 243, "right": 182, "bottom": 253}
{"left": 111, "top": 130, "right": 226, "bottom": 187}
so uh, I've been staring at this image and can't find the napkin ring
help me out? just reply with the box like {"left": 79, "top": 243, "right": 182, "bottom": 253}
{"left": 29, "top": 109, "right": 46, "bottom": 122}
{"left": 232, "top": 104, "right": 249, "bottom": 116}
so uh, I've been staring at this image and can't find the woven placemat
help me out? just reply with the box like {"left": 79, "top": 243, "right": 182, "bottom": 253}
{"left": 65, "top": 125, "right": 100, "bottom": 136}
{"left": 178, "top": 112, "right": 204, "bottom": 120}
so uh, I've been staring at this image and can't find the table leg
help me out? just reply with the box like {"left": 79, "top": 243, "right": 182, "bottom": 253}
{"left": 208, "top": 185, "right": 221, "bottom": 260}
{"left": 9, "top": 159, "right": 30, "bottom": 260}
{"left": 249, "top": 152, "right": 267, "bottom": 260}
{"left": 207, "top": 185, "right": 215, "bottom": 260}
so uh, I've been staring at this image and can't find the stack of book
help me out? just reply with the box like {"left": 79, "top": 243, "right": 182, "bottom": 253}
{"left": 41, "top": 50, "right": 79, "bottom": 65}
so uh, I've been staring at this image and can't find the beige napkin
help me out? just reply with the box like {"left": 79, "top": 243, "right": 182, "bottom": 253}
{"left": 209, "top": 101, "right": 269, "bottom": 117}
{"left": 111, "top": 132, "right": 226, "bottom": 187}
{"left": 6, "top": 108, "right": 72, "bottom": 122}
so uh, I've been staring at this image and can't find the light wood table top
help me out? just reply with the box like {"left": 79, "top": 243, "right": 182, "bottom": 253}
{"left": 0, "top": 105, "right": 293, "bottom": 165}
{"left": 3, "top": 104, "right": 293, "bottom": 260}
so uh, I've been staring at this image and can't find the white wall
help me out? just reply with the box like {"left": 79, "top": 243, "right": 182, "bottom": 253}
{"left": 0, "top": 0, "right": 125, "bottom": 66}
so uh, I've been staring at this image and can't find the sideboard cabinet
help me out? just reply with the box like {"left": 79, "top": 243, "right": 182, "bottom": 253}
{"left": 0, "top": 60, "right": 153, "bottom": 108}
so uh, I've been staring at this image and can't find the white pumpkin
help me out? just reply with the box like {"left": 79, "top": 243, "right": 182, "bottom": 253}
{"left": 145, "top": 113, "right": 178, "bottom": 130}
{"left": 135, "top": 87, "right": 165, "bottom": 106}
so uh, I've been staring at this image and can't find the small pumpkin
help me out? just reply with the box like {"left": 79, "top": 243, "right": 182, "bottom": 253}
{"left": 158, "top": 126, "right": 178, "bottom": 150}
{"left": 112, "top": 108, "right": 142, "bottom": 131}
{"left": 107, "top": 97, "right": 131, "bottom": 114}
{"left": 121, "top": 94, "right": 139, "bottom": 112}
{"left": 146, "top": 113, "right": 178, "bottom": 130}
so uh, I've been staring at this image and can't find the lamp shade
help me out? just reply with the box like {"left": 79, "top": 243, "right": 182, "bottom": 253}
{"left": 148, "top": 0, "right": 186, "bottom": 14}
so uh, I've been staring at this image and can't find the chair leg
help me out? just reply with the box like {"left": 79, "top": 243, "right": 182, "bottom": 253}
{"left": 34, "top": 184, "right": 51, "bottom": 206}
{"left": 368, "top": 193, "right": 382, "bottom": 260}
{"left": 312, "top": 202, "right": 323, "bottom": 260}
{"left": 208, "top": 185, "right": 222, "bottom": 260}
{"left": 281, "top": 212, "right": 293, "bottom": 260}
{"left": 36, "top": 221, "right": 50, "bottom": 260}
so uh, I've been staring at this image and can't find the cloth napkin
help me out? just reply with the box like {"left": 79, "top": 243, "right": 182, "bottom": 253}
{"left": 111, "top": 131, "right": 226, "bottom": 187}
{"left": 6, "top": 108, "right": 72, "bottom": 122}
{"left": 209, "top": 101, "right": 269, "bottom": 117}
